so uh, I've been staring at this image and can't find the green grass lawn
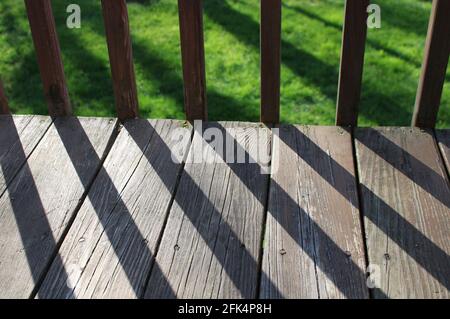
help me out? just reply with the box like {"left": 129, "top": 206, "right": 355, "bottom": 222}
{"left": 0, "top": 0, "right": 449, "bottom": 127}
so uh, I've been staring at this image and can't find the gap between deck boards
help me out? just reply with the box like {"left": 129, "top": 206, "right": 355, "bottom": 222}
{"left": 30, "top": 118, "right": 121, "bottom": 298}
{"left": 0, "top": 116, "right": 118, "bottom": 298}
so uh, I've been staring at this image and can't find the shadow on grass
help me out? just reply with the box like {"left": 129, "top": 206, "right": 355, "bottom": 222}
{"left": 379, "top": 0, "right": 430, "bottom": 36}
{"left": 0, "top": 2, "right": 46, "bottom": 114}
{"left": 3, "top": 0, "right": 260, "bottom": 121}
{"left": 61, "top": 0, "right": 259, "bottom": 121}
{"left": 282, "top": 3, "right": 423, "bottom": 68}
{"left": 51, "top": 0, "right": 116, "bottom": 116}
{"left": 203, "top": 0, "right": 413, "bottom": 126}
{"left": 2, "top": 0, "right": 447, "bottom": 126}
{"left": 0, "top": 1, "right": 115, "bottom": 116}
{"left": 132, "top": 40, "right": 260, "bottom": 121}
{"left": 205, "top": 0, "right": 338, "bottom": 102}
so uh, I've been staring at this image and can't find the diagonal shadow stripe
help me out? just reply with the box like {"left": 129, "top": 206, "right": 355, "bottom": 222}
{"left": 203, "top": 0, "right": 413, "bottom": 125}
{"left": 136, "top": 121, "right": 282, "bottom": 298}
{"left": 131, "top": 40, "right": 260, "bottom": 121}
{"left": 282, "top": 3, "right": 423, "bottom": 68}
{"left": 278, "top": 126, "right": 450, "bottom": 294}
{"left": 356, "top": 128, "right": 450, "bottom": 209}
{"left": 0, "top": 115, "right": 73, "bottom": 298}
{"left": 143, "top": 121, "right": 376, "bottom": 298}
{"left": 37, "top": 117, "right": 178, "bottom": 298}
{"left": 204, "top": 0, "right": 338, "bottom": 102}
{"left": 215, "top": 123, "right": 373, "bottom": 299}
{"left": 199, "top": 122, "right": 449, "bottom": 297}
{"left": 48, "top": 0, "right": 259, "bottom": 121}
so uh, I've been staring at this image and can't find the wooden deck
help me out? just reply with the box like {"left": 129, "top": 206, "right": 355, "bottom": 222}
{"left": 0, "top": 115, "right": 449, "bottom": 299}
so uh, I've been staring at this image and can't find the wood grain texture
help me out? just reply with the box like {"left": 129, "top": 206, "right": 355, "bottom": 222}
{"left": 0, "top": 80, "right": 9, "bottom": 114}
{"left": 145, "top": 122, "right": 270, "bottom": 298}
{"left": 335, "top": 0, "right": 369, "bottom": 127}
{"left": 178, "top": 0, "right": 207, "bottom": 121}
{"left": 101, "top": 0, "right": 139, "bottom": 121}
{"left": 355, "top": 128, "right": 450, "bottom": 298}
{"left": 24, "top": 0, "right": 71, "bottom": 116}
{"left": 0, "top": 117, "right": 116, "bottom": 298}
{"left": 38, "top": 119, "right": 191, "bottom": 299}
{"left": 413, "top": 0, "right": 450, "bottom": 128}
{"left": 261, "top": 126, "right": 368, "bottom": 299}
{"left": 0, "top": 115, "right": 52, "bottom": 196}
{"left": 436, "top": 130, "right": 450, "bottom": 177}
{"left": 260, "top": 0, "right": 281, "bottom": 124}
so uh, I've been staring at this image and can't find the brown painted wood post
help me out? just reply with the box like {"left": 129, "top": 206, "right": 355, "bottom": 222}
{"left": 101, "top": 0, "right": 139, "bottom": 121}
{"left": 412, "top": 0, "right": 450, "bottom": 128}
{"left": 0, "top": 80, "right": 10, "bottom": 114}
{"left": 178, "top": 0, "right": 207, "bottom": 121}
{"left": 335, "top": 0, "right": 369, "bottom": 127}
{"left": 25, "top": 0, "right": 71, "bottom": 117}
{"left": 260, "top": 0, "right": 282, "bottom": 124}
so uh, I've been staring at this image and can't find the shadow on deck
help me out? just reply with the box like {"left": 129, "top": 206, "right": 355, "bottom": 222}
{"left": 0, "top": 115, "right": 449, "bottom": 299}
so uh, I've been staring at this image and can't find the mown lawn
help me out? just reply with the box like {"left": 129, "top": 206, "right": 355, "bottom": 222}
{"left": 0, "top": 0, "right": 449, "bottom": 127}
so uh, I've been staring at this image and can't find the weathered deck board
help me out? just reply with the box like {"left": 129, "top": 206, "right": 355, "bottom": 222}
{"left": 261, "top": 126, "right": 368, "bottom": 299}
{"left": 38, "top": 119, "right": 191, "bottom": 299}
{"left": 0, "top": 115, "right": 449, "bottom": 299}
{"left": 0, "top": 117, "right": 116, "bottom": 298}
{"left": 436, "top": 130, "right": 450, "bottom": 176}
{"left": 355, "top": 128, "right": 450, "bottom": 299}
{"left": 145, "top": 122, "right": 271, "bottom": 298}
{"left": 0, "top": 115, "right": 52, "bottom": 195}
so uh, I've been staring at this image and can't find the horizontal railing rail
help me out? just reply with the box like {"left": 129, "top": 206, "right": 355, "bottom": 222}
{"left": 0, "top": 0, "right": 449, "bottom": 128}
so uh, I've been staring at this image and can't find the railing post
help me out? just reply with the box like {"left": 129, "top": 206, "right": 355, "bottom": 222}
{"left": 101, "top": 0, "right": 139, "bottom": 121}
{"left": 412, "top": 0, "right": 450, "bottom": 128}
{"left": 178, "top": 0, "right": 207, "bottom": 121}
{"left": 335, "top": 0, "right": 369, "bottom": 127}
{"left": 0, "top": 80, "right": 10, "bottom": 114}
{"left": 25, "top": 0, "right": 71, "bottom": 117}
{"left": 260, "top": 0, "right": 282, "bottom": 124}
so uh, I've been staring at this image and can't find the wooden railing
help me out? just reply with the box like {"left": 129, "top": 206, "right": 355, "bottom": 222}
{"left": 102, "top": 0, "right": 139, "bottom": 120}
{"left": 0, "top": 80, "right": 9, "bottom": 114}
{"left": 335, "top": 0, "right": 369, "bottom": 127}
{"left": 178, "top": 0, "right": 207, "bottom": 121}
{"left": 24, "top": 0, "right": 71, "bottom": 117}
{"left": 260, "top": 0, "right": 282, "bottom": 123}
{"left": 412, "top": 0, "right": 450, "bottom": 127}
{"left": 0, "top": 0, "right": 449, "bottom": 128}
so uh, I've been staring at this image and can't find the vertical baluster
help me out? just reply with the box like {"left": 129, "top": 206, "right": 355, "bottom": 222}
{"left": 412, "top": 0, "right": 450, "bottom": 128}
{"left": 25, "top": 0, "right": 71, "bottom": 116}
{"left": 178, "top": 0, "right": 207, "bottom": 121}
{"left": 260, "top": 0, "right": 282, "bottom": 124}
{"left": 335, "top": 0, "right": 369, "bottom": 127}
{"left": 0, "top": 80, "right": 10, "bottom": 114}
{"left": 101, "top": 0, "right": 139, "bottom": 121}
